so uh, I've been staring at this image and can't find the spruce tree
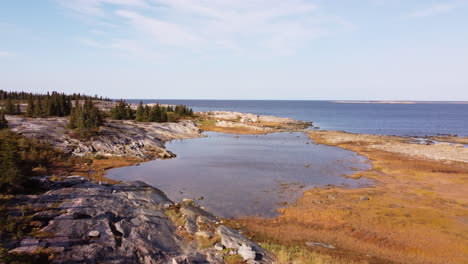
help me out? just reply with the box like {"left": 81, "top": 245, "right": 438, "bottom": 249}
{"left": 0, "top": 111, "right": 8, "bottom": 129}
{"left": 3, "top": 98, "right": 16, "bottom": 115}
{"left": 0, "top": 131, "right": 25, "bottom": 192}
{"left": 33, "top": 98, "right": 43, "bottom": 117}
{"left": 25, "top": 97, "right": 35, "bottom": 117}
{"left": 16, "top": 103, "right": 21, "bottom": 115}
{"left": 69, "top": 99, "right": 102, "bottom": 136}
{"left": 144, "top": 105, "right": 151, "bottom": 121}
{"left": 149, "top": 105, "right": 161, "bottom": 122}
{"left": 125, "top": 105, "right": 134, "bottom": 120}
{"left": 135, "top": 101, "right": 145, "bottom": 122}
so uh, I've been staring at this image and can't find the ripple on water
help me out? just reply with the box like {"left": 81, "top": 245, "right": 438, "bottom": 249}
{"left": 107, "top": 132, "right": 372, "bottom": 218}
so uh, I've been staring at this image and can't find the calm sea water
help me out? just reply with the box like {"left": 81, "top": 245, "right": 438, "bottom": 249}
{"left": 108, "top": 132, "right": 370, "bottom": 218}
{"left": 127, "top": 100, "right": 468, "bottom": 137}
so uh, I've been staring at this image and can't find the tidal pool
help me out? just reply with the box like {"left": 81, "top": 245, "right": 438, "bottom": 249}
{"left": 107, "top": 132, "right": 371, "bottom": 218}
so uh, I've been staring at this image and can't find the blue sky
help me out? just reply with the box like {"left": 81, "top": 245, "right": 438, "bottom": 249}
{"left": 1, "top": 0, "right": 467, "bottom": 100}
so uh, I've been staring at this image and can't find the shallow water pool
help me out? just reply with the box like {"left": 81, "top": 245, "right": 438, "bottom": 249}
{"left": 107, "top": 132, "right": 371, "bottom": 218}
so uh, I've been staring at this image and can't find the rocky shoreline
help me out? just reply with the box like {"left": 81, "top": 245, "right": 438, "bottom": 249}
{"left": 6, "top": 116, "right": 203, "bottom": 159}
{"left": 2, "top": 109, "right": 313, "bottom": 263}
{"left": 6, "top": 176, "right": 272, "bottom": 263}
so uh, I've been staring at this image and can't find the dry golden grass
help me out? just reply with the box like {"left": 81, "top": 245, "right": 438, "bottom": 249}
{"left": 237, "top": 131, "right": 468, "bottom": 264}
{"left": 72, "top": 156, "right": 144, "bottom": 184}
{"left": 261, "top": 242, "right": 370, "bottom": 264}
{"left": 199, "top": 124, "right": 269, "bottom": 135}
{"left": 433, "top": 136, "right": 468, "bottom": 144}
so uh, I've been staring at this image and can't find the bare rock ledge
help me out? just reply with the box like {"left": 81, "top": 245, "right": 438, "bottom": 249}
{"left": 8, "top": 176, "right": 273, "bottom": 264}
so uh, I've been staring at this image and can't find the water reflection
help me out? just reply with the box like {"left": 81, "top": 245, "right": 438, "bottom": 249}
{"left": 107, "top": 132, "right": 371, "bottom": 218}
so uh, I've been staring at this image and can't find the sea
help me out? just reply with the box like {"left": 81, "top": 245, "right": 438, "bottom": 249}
{"left": 127, "top": 100, "right": 468, "bottom": 137}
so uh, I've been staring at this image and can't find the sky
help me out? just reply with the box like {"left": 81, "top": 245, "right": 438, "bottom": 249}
{"left": 0, "top": 0, "right": 467, "bottom": 100}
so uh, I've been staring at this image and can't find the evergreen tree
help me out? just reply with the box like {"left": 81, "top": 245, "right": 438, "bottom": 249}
{"left": 3, "top": 98, "right": 16, "bottom": 115}
{"left": 25, "top": 97, "right": 34, "bottom": 117}
{"left": 160, "top": 108, "right": 168, "bottom": 122}
{"left": 125, "top": 105, "right": 134, "bottom": 120}
{"left": 148, "top": 104, "right": 161, "bottom": 122}
{"left": 110, "top": 100, "right": 135, "bottom": 120}
{"left": 16, "top": 103, "right": 21, "bottom": 115}
{"left": 0, "top": 131, "right": 25, "bottom": 192}
{"left": 135, "top": 101, "right": 145, "bottom": 122}
{"left": 0, "top": 112, "right": 7, "bottom": 129}
{"left": 33, "top": 98, "right": 43, "bottom": 117}
{"left": 69, "top": 99, "right": 103, "bottom": 136}
{"left": 68, "top": 101, "right": 80, "bottom": 129}
{"left": 144, "top": 105, "right": 151, "bottom": 121}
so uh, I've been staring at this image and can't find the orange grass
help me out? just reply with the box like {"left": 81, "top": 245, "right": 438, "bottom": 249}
{"left": 72, "top": 156, "right": 144, "bottom": 184}
{"left": 236, "top": 131, "right": 468, "bottom": 264}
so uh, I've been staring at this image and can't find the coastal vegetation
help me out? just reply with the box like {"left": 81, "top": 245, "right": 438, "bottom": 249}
{"left": 68, "top": 99, "right": 103, "bottom": 137}
{"left": 0, "top": 129, "right": 70, "bottom": 194}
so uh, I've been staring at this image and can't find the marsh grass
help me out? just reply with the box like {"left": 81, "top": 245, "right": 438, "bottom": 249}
{"left": 237, "top": 131, "right": 468, "bottom": 264}
{"left": 261, "top": 242, "right": 369, "bottom": 264}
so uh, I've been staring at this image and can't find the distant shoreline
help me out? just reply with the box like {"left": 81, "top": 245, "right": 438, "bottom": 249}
{"left": 334, "top": 100, "right": 468, "bottom": 104}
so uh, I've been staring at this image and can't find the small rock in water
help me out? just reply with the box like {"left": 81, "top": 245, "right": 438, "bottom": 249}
{"left": 305, "top": 164, "right": 310, "bottom": 168}
{"left": 88, "top": 230, "right": 100, "bottom": 238}
{"left": 183, "top": 198, "right": 194, "bottom": 204}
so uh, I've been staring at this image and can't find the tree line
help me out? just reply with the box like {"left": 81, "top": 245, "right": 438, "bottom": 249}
{"left": 0, "top": 91, "right": 107, "bottom": 117}
{"left": 111, "top": 100, "right": 194, "bottom": 122}
{"left": 0, "top": 90, "right": 110, "bottom": 102}
{"left": 1, "top": 90, "right": 195, "bottom": 138}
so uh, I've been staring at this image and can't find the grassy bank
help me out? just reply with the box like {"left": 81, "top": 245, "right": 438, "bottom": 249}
{"left": 236, "top": 131, "right": 468, "bottom": 264}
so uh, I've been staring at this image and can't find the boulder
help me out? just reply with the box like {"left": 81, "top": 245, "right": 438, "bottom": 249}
{"left": 238, "top": 243, "right": 256, "bottom": 261}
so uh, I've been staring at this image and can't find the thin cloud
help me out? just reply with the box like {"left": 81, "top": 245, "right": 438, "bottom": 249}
{"left": 0, "top": 51, "right": 14, "bottom": 58}
{"left": 407, "top": 3, "right": 458, "bottom": 18}
{"left": 59, "top": 0, "right": 353, "bottom": 55}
